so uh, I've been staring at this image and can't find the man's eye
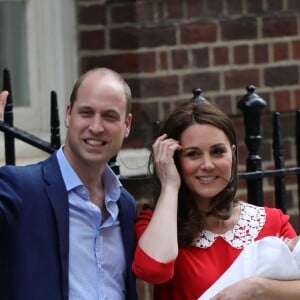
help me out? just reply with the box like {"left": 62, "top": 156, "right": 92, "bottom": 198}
{"left": 80, "top": 111, "right": 92, "bottom": 117}
{"left": 104, "top": 113, "right": 119, "bottom": 121}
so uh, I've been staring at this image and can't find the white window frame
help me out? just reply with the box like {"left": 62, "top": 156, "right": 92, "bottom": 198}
{"left": 0, "top": 0, "right": 78, "bottom": 163}
{"left": 24, "top": 0, "right": 78, "bottom": 136}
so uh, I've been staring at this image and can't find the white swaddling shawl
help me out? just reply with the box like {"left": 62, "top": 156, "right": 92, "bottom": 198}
{"left": 198, "top": 236, "right": 300, "bottom": 300}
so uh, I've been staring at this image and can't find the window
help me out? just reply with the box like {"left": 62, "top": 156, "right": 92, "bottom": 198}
{"left": 0, "top": 0, "right": 78, "bottom": 164}
{"left": 0, "top": 0, "right": 29, "bottom": 106}
{"left": 0, "top": 0, "right": 77, "bottom": 133}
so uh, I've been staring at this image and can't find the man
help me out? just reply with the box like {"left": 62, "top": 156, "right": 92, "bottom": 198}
{"left": 0, "top": 68, "right": 138, "bottom": 300}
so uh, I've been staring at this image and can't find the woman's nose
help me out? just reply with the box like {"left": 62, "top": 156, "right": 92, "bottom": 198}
{"left": 201, "top": 154, "right": 214, "bottom": 170}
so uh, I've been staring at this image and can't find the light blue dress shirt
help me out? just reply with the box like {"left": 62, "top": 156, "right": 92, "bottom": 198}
{"left": 56, "top": 147, "right": 126, "bottom": 300}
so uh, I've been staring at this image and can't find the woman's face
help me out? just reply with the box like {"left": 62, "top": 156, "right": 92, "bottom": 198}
{"left": 179, "top": 123, "right": 235, "bottom": 207}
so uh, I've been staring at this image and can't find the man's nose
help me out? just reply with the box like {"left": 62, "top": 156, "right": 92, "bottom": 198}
{"left": 89, "top": 115, "right": 104, "bottom": 133}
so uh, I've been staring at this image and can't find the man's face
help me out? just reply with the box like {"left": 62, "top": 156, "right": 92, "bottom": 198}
{"left": 64, "top": 72, "right": 132, "bottom": 170}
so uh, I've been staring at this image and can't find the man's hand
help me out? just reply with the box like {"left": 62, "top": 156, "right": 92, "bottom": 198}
{"left": 0, "top": 91, "right": 8, "bottom": 120}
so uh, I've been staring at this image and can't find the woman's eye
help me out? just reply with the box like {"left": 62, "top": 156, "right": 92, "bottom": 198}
{"left": 185, "top": 151, "right": 200, "bottom": 158}
{"left": 212, "top": 148, "right": 226, "bottom": 155}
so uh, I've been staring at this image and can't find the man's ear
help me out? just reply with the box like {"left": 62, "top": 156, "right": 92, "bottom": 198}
{"left": 124, "top": 113, "right": 132, "bottom": 138}
{"left": 65, "top": 105, "right": 71, "bottom": 128}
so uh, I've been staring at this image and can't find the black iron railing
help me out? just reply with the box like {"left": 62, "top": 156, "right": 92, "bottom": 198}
{"left": 0, "top": 68, "right": 60, "bottom": 165}
{"left": 1, "top": 68, "right": 300, "bottom": 221}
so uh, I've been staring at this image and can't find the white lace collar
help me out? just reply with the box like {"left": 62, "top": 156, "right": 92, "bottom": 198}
{"left": 193, "top": 202, "right": 266, "bottom": 249}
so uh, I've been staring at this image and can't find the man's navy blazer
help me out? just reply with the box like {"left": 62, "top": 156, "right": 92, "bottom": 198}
{"left": 0, "top": 154, "right": 138, "bottom": 300}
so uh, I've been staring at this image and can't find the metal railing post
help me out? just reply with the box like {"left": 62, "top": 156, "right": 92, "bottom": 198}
{"left": 237, "top": 85, "right": 267, "bottom": 206}
{"left": 273, "top": 112, "right": 287, "bottom": 213}
{"left": 50, "top": 91, "right": 61, "bottom": 149}
{"left": 2, "top": 68, "right": 15, "bottom": 165}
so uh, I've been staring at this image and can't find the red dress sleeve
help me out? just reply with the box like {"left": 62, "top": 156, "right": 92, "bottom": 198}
{"left": 259, "top": 206, "right": 297, "bottom": 238}
{"left": 131, "top": 209, "right": 176, "bottom": 284}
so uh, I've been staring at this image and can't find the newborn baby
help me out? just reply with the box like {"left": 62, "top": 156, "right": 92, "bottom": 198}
{"left": 198, "top": 236, "right": 300, "bottom": 300}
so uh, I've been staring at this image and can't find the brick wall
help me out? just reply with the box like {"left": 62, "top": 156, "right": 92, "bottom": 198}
{"left": 77, "top": 0, "right": 300, "bottom": 298}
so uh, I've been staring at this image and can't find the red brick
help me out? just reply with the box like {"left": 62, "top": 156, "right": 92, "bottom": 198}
{"left": 246, "top": 0, "right": 264, "bottom": 13}
{"left": 166, "top": 0, "right": 184, "bottom": 19}
{"left": 213, "top": 46, "right": 229, "bottom": 66}
{"left": 264, "top": 65, "right": 299, "bottom": 87}
{"left": 186, "top": 0, "right": 205, "bottom": 17}
{"left": 78, "top": 4, "right": 106, "bottom": 25}
{"left": 279, "top": 112, "right": 298, "bottom": 138}
{"left": 110, "top": 4, "right": 135, "bottom": 23}
{"left": 221, "top": 17, "right": 257, "bottom": 40}
{"left": 110, "top": 27, "right": 139, "bottom": 50}
{"left": 224, "top": 69, "right": 260, "bottom": 90}
{"left": 234, "top": 45, "right": 249, "bottom": 64}
{"left": 138, "top": 76, "right": 179, "bottom": 98}
{"left": 157, "top": 2, "right": 164, "bottom": 20}
{"left": 139, "top": 26, "right": 176, "bottom": 47}
{"left": 227, "top": 0, "right": 243, "bottom": 14}
{"left": 266, "top": 0, "right": 283, "bottom": 10}
{"left": 80, "top": 53, "right": 140, "bottom": 74}
{"left": 136, "top": 2, "right": 154, "bottom": 22}
{"left": 294, "top": 89, "right": 300, "bottom": 107}
{"left": 281, "top": 140, "right": 293, "bottom": 161}
{"left": 161, "top": 101, "right": 174, "bottom": 121}
{"left": 274, "top": 90, "right": 292, "bottom": 111}
{"left": 181, "top": 21, "right": 217, "bottom": 44}
{"left": 172, "top": 49, "right": 188, "bottom": 69}
{"left": 131, "top": 102, "right": 159, "bottom": 124}
{"left": 125, "top": 78, "right": 141, "bottom": 98}
{"left": 183, "top": 72, "right": 220, "bottom": 93}
{"left": 237, "top": 142, "right": 248, "bottom": 168}
{"left": 80, "top": 30, "right": 104, "bottom": 50}
{"left": 292, "top": 40, "right": 300, "bottom": 59}
{"left": 273, "top": 42, "right": 289, "bottom": 61}
{"left": 254, "top": 44, "right": 269, "bottom": 64}
{"left": 214, "top": 94, "right": 233, "bottom": 115}
{"left": 263, "top": 15, "right": 298, "bottom": 38}
{"left": 191, "top": 48, "right": 209, "bottom": 68}
{"left": 288, "top": 0, "right": 300, "bottom": 10}
{"left": 159, "top": 51, "right": 168, "bottom": 70}
{"left": 262, "top": 191, "right": 275, "bottom": 208}
{"left": 206, "top": 0, "right": 223, "bottom": 15}
{"left": 234, "top": 117, "right": 246, "bottom": 142}
{"left": 139, "top": 52, "right": 156, "bottom": 73}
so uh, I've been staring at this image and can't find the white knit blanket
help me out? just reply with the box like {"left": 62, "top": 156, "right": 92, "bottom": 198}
{"left": 198, "top": 236, "right": 300, "bottom": 300}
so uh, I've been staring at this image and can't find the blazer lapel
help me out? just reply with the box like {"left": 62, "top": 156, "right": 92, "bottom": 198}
{"left": 117, "top": 190, "right": 138, "bottom": 300}
{"left": 43, "top": 155, "right": 69, "bottom": 300}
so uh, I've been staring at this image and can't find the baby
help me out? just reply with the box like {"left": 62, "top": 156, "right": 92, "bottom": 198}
{"left": 198, "top": 236, "right": 300, "bottom": 300}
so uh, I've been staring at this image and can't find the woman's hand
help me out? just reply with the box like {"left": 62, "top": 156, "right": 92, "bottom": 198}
{"left": 152, "top": 134, "right": 182, "bottom": 190}
{"left": 136, "top": 134, "right": 182, "bottom": 264}
{"left": 210, "top": 277, "right": 261, "bottom": 300}
{"left": 211, "top": 277, "right": 300, "bottom": 300}
{"left": 0, "top": 91, "right": 8, "bottom": 120}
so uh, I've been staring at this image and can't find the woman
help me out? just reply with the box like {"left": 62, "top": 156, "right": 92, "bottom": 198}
{"left": 132, "top": 100, "right": 300, "bottom": 299}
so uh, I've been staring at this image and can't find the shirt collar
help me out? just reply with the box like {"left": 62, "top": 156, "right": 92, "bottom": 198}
{"left": 56, "top": 145, "right": 122, "bottom": 202}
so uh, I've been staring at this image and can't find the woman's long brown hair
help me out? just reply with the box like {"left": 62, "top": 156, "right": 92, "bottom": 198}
{"left": 149, "top": 101, "right": 238, "bottom": 247}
